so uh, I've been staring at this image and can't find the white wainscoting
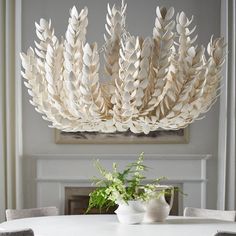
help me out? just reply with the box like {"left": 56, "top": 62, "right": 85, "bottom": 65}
{"left": 24, "top": 154, "right": 211, "bottom": 215}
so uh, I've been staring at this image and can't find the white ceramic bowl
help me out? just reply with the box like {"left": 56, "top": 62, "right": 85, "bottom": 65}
{"left": 115, "top": 212, "right": 144, "bottom": 224}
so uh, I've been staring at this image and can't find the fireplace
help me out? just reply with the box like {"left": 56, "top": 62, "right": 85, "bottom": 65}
{"left": 64, "top": 186, "right": 180, "bottom": 215}
{"left": 34, "top": 154, "right": 209, "bottom": 214}
{"left": 64, "top": 187, "right": 116, "bottom": 214}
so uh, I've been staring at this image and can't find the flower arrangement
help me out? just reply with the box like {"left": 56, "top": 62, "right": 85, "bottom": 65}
{"left": 87, "top": 152, "right": 168, "bottom": 213}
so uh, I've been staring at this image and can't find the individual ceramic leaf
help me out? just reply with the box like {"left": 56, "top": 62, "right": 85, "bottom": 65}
{"left": 178, "top": 12, "right": 187, "bottom": 26}
{"left": 165, "top": 7, "right": 175, "bottom": 21}
{"left": 187, "top": 46, "right": 196, "bottom": 57}
{"left": 156, "top": 6, "right": 163, "bottom": 19}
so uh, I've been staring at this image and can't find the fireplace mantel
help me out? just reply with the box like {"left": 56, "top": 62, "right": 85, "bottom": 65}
{"left": 24, "top": 153, "right": 211, "bottom": 215}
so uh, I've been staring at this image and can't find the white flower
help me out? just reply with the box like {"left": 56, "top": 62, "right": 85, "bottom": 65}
{"left": 105, "top": 173, "right": 113, "bottom": 181}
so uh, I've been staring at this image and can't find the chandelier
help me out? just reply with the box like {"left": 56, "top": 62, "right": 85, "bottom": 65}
{"left": 20, "top": 1, "right": 225, "bottom": 134}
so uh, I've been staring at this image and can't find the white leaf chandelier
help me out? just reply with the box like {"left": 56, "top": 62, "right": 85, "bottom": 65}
{"left": 21, "top": 1, "right": 226, "bottom": 134}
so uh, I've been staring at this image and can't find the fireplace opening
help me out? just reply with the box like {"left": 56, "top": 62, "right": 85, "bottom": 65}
{"left": 64, "top": 186, "right": 180, "bottom": 215}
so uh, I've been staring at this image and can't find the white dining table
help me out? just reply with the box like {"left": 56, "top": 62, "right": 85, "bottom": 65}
{"left": 0, "top": 215, "right": 236, "bottom": 236}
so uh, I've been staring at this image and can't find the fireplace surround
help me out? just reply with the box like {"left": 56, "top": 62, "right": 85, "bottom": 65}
{"left": 31, "top": 153, "right": 210, "bottom": 215}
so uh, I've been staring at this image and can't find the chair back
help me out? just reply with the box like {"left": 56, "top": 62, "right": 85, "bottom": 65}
{"left": 214, "top": 232, "right": 236, "bottom": 236}
{"left": 6, "top": 207, "right": 59, "bottom": 221}
{"left": 0, "top": 229, "right": 34, "bottom": 236}
{"left": 184, "top": 207, "right": 236, "bottom": 222}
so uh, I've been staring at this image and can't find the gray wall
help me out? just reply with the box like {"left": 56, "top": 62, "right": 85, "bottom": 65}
{"left": 21, "top": 0, "right": 221, "bottom": 209}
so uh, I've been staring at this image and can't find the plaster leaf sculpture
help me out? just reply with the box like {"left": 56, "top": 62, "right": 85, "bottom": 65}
{"left": 21, "top": 2, "right": 226, "bottom": 133}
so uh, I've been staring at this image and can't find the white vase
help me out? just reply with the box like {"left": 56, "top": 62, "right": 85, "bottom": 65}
{"left": 115, "top": 200, "right": 145, "bottom": 224}
{"left": 143, "top": 185, "right": 174, "bottom": 222}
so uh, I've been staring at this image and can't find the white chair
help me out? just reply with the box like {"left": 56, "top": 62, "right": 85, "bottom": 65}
{"left": 184, "top": 207, "right": 236, "bottom": 222}
{"left": 5, "top": 207, "right": 59, "bottom": 221}
{"left": 0, "top": 229, "right": 34, "bottom": 236}
{"left": 214, "top": 232, "right": 236, "bottom": 236}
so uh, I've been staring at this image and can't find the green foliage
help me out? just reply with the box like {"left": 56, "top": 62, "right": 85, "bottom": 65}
{"left": 87, "top": 152, "right": 166, "bottom": 213}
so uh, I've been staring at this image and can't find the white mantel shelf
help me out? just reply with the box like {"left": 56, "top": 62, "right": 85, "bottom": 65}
{"left": 35, "top": 178, "right": 208, "bottom": 183}
{"left": 28, "top": 153, "right": 212, "bottom": 160}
